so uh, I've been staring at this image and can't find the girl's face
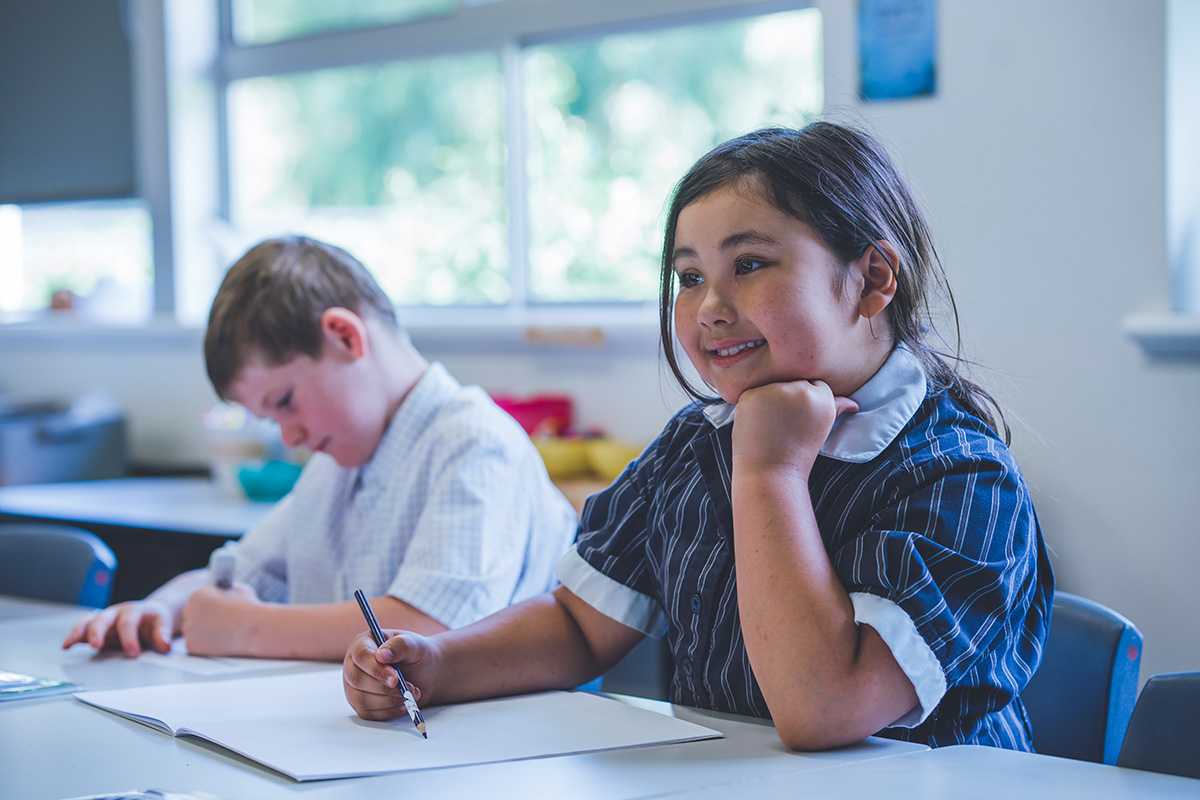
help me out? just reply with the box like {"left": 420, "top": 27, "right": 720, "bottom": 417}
{"left": 671, "top": 182, "right": 865, "bottom": 405}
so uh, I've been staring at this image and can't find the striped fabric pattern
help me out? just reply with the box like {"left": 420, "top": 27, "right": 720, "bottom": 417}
{"left": 574, "top": 389, "right": 1053, "bottom": 750}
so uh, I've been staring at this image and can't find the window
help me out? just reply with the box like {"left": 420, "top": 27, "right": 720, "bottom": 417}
{"left": 0, "top": 201, "right": 153, "bottom": 321}
{"left": 213, "top": 0, "right": 822, "bottom": 315}
{"left": 228, "top": 54, "right": 508, "bottom": 305}
{"left": 233, "top": 0, "right": 458, "bottom": 45}
{"left": 524, "top": 13, "right": 821, "bottom": 301}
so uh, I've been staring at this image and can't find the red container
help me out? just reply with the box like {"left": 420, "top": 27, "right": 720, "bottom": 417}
{"left": 491, "top": 393, "right": 573, "bottom": 437}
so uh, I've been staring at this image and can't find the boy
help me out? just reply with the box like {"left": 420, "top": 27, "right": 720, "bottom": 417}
{"left": 62, "top": 236, "right": 577, "bottom": 660}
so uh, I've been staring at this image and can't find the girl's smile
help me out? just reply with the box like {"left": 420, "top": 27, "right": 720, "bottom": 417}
{"left": 706, "top": 337, "right": 768, "bottom": 367}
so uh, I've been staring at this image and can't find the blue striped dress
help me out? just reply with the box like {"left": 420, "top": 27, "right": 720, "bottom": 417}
{"left": 558, "top": 350, "right": 1053, "bottom": 750}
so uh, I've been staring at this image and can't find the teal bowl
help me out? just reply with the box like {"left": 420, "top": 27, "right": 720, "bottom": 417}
{"left": 236, "top": 459, "right": 303, "bottom": 502}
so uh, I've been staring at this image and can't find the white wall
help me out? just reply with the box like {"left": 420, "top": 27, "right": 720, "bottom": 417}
{"left": 2, "top": 0, "right": 1197, "bottom": 683}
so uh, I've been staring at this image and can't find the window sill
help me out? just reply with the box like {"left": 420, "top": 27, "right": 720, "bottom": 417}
{"left": 0, "top": 307, "right": 663, "bottom": 355}
{"left": 1123, "top": 312, "right": 1200, "bottom": 360}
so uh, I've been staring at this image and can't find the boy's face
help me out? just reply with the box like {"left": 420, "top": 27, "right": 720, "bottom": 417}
{"left": 227, "top": 342, "right": 387, "bottom": 469}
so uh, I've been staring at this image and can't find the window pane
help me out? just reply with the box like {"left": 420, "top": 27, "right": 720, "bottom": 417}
{"left": 0, "top": 201, "right": 152, "bottom": 321}
{"left": 233, "top": 0, "right": 457, "bottom": 45}
{"left": 228, "top": 54, "right": 508, "bottom": 306}
{"left": 525, "top": 9, "right": 822, "bottom": 302}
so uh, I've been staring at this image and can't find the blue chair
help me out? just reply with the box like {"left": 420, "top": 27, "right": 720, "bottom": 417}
{"left": 1117, "top": 672, "right": 1200, "bottom": 779}
{"left": 0, "top": 523, "right": 117, "bottom": 608}
{"left": 1022, "top": 592, "right": 1142, "bottom": 764}
{"left": 601, "top": 636, "right": 672, "bottom": 700}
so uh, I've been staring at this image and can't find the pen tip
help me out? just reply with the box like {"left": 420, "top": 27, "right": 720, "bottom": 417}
{"left": 417, "top": 722, "right": 428, "bottom": 739}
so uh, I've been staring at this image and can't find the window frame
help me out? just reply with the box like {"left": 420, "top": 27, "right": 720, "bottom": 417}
{"left": 211, "top": 0, "right": 816, "bottom": 316}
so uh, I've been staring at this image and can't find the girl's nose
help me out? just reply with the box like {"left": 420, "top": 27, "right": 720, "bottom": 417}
{"left": 697, "top": 285, "right": 736, "bottom": 328}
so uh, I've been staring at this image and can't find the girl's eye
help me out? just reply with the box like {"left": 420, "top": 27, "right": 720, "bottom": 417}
{"left": 276, "top": 390, "right": 293, "bottom": 411}
{"left": 677, "top": 271, "right": 704, "bottom": 289}
{"left": 734, "top": 257, "right": 769, "bottom": 275}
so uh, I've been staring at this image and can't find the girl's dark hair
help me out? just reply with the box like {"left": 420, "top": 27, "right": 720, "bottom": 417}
{"left": 658, "top": 122, "right": 1009, "bottom": 442}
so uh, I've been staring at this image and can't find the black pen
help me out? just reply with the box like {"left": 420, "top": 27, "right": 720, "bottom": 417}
{"left": 353, "top": 589, "right": 428, "bottom": 739}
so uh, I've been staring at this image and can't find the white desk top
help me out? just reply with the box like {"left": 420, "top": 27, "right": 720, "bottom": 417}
{"left": 659, "top": 740, "right": 1200, "bottom": 799}
{"left": 0, "top": 477, "right": 273, "bottom": 538}
{"left": 0, "top": 597, "right": 925, "bottom": 800}
{"left": 4, "top": 597, "right": 1195, "bottom": 799}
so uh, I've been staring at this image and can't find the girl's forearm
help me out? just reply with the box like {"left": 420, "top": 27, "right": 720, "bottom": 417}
{"left": 429, "top": 591, "right": 609, "bottom": 706}
{"left": 731, "top": 465, "right": 895, "bottom": 748}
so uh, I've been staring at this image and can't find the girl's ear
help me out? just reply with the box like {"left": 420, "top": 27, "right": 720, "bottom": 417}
{"left": 854, "top": 241, "right": 899, "bottom": 319}
{"left": 319, "top": 307, "right": 369, "bottom": 361}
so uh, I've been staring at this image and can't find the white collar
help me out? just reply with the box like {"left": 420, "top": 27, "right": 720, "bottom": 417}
{"left": 701, "top": 345, "right": 928, "bottom": 463}
{"left": 357, "top": 362, "right": 457, "bottom": 488}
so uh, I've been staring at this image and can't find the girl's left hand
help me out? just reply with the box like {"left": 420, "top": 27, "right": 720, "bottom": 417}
{"left": 179, "top": 583, "right": 259, "bottom": 656}
{"left": 733, "top": 380, "right": 858, "bottom": 479}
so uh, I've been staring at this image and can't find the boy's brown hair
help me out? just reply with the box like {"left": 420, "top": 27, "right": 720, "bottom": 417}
{"left": 204, "top": 236, "right": 398, "bottom": 399}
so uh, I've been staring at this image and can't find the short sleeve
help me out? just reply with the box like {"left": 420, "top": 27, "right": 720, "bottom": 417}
{"left": 832, "top": 445, "right": 1046, "bottom": 727}
{"left": 232, "top": 493, "right": 293, "bottom": 603}
{"left": 556, "top": 422, "right": 675, "bottom": 637}
{"left": 387, "top": 435, "right": 539, "bottom": 629}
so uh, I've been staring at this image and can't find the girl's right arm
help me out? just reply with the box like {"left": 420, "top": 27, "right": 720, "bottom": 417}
{"left": 343, "top": 586, "right": 645, "bottom": 719}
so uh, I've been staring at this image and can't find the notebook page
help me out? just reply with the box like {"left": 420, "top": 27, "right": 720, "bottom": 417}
{"left": 63, "top": 640, "right": 315, "bottom": 677}
{"left": 76, "top": 670, "right": 722, "bottom": 781}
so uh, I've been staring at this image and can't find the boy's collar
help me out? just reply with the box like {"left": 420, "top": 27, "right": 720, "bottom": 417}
{"left": 701, "top": 345, "right": 928, "bottom": 463}
{"left": 356, "top": 362, "right": 457, "bottom": 487}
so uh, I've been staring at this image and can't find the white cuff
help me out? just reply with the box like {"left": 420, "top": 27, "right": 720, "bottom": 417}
{"left": 850, "top": 591, "right": 947, "bottom": 728}
{"left": 556, "top": 549, "right": 667, "bottom": 637}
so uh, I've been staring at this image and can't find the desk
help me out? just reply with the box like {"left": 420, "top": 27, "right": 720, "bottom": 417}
{"left": 2, "top": 598, "right": 1195, "bottom": 800}
{"left": 660, "top": 741, "right": 1200, "bottom": 799}
{"left": 0, "top": 479, "right": 274, "bottom": 601}
{"left": 0, "top": 596, "right": 926, "bottom": 800}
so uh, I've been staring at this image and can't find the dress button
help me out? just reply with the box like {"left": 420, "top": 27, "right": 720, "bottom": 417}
{"left": 690, "top": 594, "right": 702, "bottom": 614}
{"left": 680, "top": 656, "right": 693, "bottom": 676}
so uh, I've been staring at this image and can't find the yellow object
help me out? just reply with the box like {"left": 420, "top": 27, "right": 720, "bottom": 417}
{"left": 585, "top": 439, "right": 642, "bottom": 482}
{"left": 533, "top": 437, "right": 591, "bottom": 480}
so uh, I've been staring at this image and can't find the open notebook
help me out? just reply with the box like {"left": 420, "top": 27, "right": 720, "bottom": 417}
{"left": 75, "top": 670, "right": 722, "bottom": 781}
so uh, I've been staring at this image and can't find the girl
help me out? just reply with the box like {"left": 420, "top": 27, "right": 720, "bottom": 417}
{"left": 342, "top": 123, "right": 1054, "bottom": 750}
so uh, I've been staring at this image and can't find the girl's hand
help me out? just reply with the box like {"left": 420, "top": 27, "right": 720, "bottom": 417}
{"left": 343, "top": 630, "right": 442, "bottom": 721}
{"left": 178, "top": 583, "right": 259, "bottom": 656}
{"left": 733, "top": 380, "right": 858, "bottom": 479}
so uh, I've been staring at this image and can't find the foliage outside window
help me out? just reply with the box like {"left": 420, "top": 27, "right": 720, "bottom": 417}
{"left": 223, "top": 2, "right": 822, "bottom": 309}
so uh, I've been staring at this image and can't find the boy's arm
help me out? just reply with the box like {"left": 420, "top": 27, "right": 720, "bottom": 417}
{"left": 62, "top": 569, "right": 210, "bottom": 655}
{"left": 180, "top": 593, "right": 449, "bottom": 660}
{"left": 344, "top": 587, "right": 645, "bottom": 715}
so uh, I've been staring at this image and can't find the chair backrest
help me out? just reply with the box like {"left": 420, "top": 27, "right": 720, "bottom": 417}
{"left": 0, "top": 523, "right": 117, "bottom": 607}
{"left": 601, "top": 636, "right": 673, "bottom": 700}
{"left": 1117, "top": 672, "right": 1200, "bottom": 779}
{"left": 1023, "top": 592, "right": 1142, "bottom": 764}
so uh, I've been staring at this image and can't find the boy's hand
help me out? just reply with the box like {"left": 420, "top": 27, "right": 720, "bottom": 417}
{"left": 343, "top": 630, "right": 441, "bottom": 721}
{"left": 179, "top": 583, "right": 259, "bottom": 656}
{"left": 733, "top": 380, "right": 858, "bottom": 480}
{"left": 62, "top": 600, "right": 175, "bottom": 657}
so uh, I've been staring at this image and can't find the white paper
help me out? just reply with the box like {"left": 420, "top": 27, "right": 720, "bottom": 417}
{"left": 75, "top": 670, "right": 722, "bottom": 781}
{"left": 136, "top": 640, "right": 313, "bottom": 676}
{"left": 64, "top": 639, "right": 315, "bottom": 677}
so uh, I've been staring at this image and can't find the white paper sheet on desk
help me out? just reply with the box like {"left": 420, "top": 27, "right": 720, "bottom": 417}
{"left": 75, "top": 670, "right": 722, "bottom": 781}
{"left": 64, "top": 639, "right": 312, "bottom": 677}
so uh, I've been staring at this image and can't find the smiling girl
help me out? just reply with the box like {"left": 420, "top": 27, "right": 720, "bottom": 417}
{"left": 342, "top": 123, "right": 1054, "bottom": 751}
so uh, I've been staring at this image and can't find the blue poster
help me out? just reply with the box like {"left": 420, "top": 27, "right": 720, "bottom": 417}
{"left": 859, "top": 0, "right": 937, "bottom": 101}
